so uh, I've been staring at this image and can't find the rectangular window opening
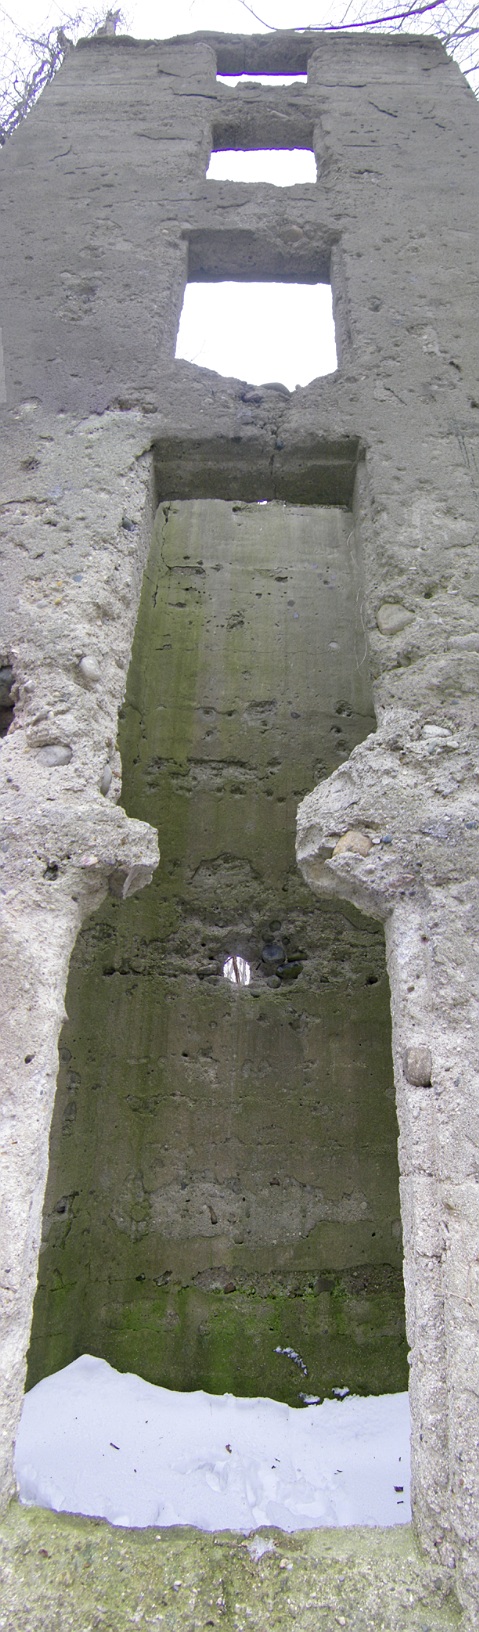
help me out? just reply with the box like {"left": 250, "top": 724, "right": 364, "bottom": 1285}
{"left": 217, "top": 73, "right": 308, "bottom": 86}
{"left": 210, "top": 113, "right": 315, "bottom": 156}
{"left": 207, "top": 149, "right": 317, "bottom": 185}
{"left": 175, "top": 281, "right": 337, "bottom": 392}
{"left": 215, "top": 42, "right": 311, "bottom": 79}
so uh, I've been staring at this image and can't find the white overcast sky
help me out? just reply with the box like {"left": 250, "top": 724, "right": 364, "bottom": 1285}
{"left": 2, "top": 1, "right": 351, "bottom": 39}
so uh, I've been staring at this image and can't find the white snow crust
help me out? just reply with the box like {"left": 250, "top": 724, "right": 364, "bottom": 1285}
{"left": 15, "top": 1355, "right": 411, "bottom": 1532}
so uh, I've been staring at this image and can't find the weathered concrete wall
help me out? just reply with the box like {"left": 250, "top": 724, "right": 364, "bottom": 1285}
{"left": 27, "top": 498, "right": 406, "bottom": 1405}
{"left": 0, "top": 23, "right": 478, "bottom": 1623}
{"left": 0, "top": 407, "right": 160, "bottom": 1511}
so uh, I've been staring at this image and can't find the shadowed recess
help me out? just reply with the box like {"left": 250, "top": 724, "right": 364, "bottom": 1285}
{"left": 28, "top": 497, "right": 406, "bottom": 1406}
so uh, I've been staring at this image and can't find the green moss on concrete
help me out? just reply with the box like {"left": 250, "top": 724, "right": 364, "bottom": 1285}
{"left": 29, "top": 1272, "right": 407, "bottom": 1402}
{"left": 28, "top": 501, "right": 407, "bottom": 1403}
{"left": 0, "top": 1504, "right": 463, "bottom": 1632}
{"left": 112, "top": 1276, "right": 407, "bottom": 1402}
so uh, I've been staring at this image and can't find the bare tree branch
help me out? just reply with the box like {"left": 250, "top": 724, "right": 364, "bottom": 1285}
{"left": 1, "top": 0, "right": 477, "bottom": 146}
{"left": 0, "top": 7, "right": 124, "bottom": 145}
{"left": 235, "top": 0, "right": 457, "bottom": 29}
{"left": 232, "top": 0, "right": 276, "bottom": 23}
{"left": 234, "top": 0, "right": 479, "bottom": 93}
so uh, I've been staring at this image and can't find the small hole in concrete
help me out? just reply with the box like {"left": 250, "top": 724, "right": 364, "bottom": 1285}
{"left": 0, "top": 661, "right": 15, "bottom": 738}
{"left": 223, "top": 955, "right": 251, "bottom": 987}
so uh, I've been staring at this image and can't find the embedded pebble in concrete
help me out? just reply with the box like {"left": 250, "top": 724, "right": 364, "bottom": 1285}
{"left": 403, "top": 1048, "right": 433, "bottom": 1088}
{"left": 78, "top": 655, "right": 101, "bottom": 685}
{"left": 37, "top": 744, "right": 72, "bottom": 767}
{"left": 100, "top": 765, "right": 112, "bottom": 795}
{"left": 376, "top": 605, "right": 415, "bottom": 637}
{"left": 333, "top": 830, "right": 373, "bottom": 858}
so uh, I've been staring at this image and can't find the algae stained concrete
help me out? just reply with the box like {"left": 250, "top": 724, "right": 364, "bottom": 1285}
{"left": 0, "top": 1505, "right": 464, "bottom": 1632}
{"left": 28, "top": 499, "right": 407, "bottom": 1404}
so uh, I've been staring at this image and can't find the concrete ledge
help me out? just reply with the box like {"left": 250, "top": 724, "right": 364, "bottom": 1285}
{"left": 0, "top": 1505, "right": 462, "bottom": 1631}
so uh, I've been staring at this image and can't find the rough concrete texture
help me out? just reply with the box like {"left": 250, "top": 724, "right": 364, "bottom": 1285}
{"left": 0, "top": 1506, "right": 464, "bottom": 1631}
{"left": 0, "top": 409, "right": 160, "bottom": 1513}
{"left": 27, "top": 498, "right": 406, "bottom": 1404}
{"left": 0, "top": 22, "right": 478, "bottom": 1626}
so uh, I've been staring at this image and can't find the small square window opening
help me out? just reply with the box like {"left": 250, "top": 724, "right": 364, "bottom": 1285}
{"left": 217, "top": 74, "right": 308, "bottom": 87}
{"left": 207, "top": 149, "right": 317, "bottom": 185}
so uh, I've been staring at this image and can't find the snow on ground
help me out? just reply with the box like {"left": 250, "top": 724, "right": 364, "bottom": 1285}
{"left": 15, "top": 1355, "right": 411, "bottom": 1532}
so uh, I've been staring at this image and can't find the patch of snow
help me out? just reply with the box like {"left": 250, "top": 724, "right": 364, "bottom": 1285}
{"left": 15, "top": 1355, "right": 411, "bottom": 1532}
{"left": 275, "top": 1346, "right": 308, "bottom": 1375}
{"left": 246, "top": 1535, "right": 276, "bottom": 1560}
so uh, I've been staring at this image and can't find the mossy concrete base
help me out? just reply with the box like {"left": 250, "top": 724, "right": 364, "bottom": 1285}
{"left": 0, "top": 1504, "right": 462, "bottom": 1631}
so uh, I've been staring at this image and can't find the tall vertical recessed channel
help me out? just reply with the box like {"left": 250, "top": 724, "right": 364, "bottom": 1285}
{"left": 28, "top": 497, "right": 407, "bottom": 1407}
